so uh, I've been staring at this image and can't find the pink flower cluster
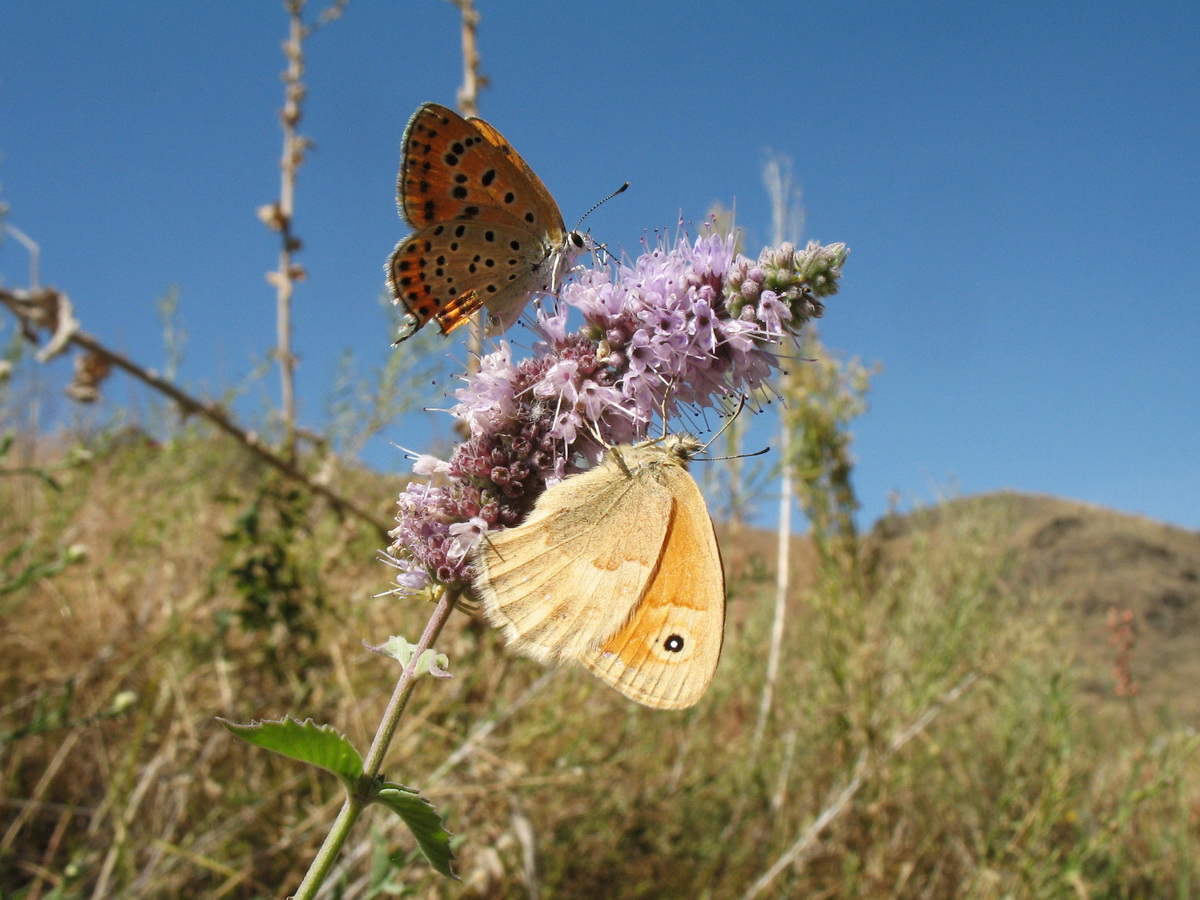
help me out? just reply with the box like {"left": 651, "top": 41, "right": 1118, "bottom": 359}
{"left": 387, "top": 231, "right": 847, "bottom": 591}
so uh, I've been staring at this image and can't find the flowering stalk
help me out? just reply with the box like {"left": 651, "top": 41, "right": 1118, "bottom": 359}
{"left": 388, "top": 230, "right": 848, "bottom": 590}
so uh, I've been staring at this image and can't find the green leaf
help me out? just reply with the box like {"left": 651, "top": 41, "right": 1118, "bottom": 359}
{"left": 366, "top": 635, "right": 452, "bottom": 679}
{"left": 219, "top": 716, "right": 364, "bottom": 788}
{"left": 375, "top": 783, "right": 457, "bottom": 879}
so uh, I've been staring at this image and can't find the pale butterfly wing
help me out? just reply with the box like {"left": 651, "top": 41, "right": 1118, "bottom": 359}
{"left": 388, "top": 103, "right": 585, "bottom": 339}
{"left": 580, "top": 462, "right": 725, "bottom": 710}
{"left": 473, "top": 455, "right": 672, "bottom": 664}
{"left": 472, "top": 435, "right": 727, "bottom": 710}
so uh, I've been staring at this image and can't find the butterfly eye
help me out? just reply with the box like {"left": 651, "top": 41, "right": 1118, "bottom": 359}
{"left": 570, "top": 231, "right": 586, "bottom": 249}
{"left": 663, "top": 634, "right": 685, "bottom": 653}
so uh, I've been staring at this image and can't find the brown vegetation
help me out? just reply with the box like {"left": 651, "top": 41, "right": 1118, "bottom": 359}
{"left": 3, "top": 432, "right": 1197, "bottom": 898}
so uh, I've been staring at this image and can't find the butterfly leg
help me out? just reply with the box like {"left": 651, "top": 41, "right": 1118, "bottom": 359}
{"left": 393, "top": 313, "right": 421, "bottom": 344}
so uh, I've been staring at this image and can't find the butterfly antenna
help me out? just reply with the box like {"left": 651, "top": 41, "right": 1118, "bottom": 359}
{"left": 573, "top": 181, "right": 630, "bottom": 231}
{"left": 699, "top": 394, "right": 748, "bottom": 455}
{"left": 703, "top": 446, "right": 770, "bottom": 463}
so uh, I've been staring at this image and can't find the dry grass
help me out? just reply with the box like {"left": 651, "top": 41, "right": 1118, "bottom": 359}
{"left": 877, "top": 491, "right": 1200, "bottom": 725}
{"left": 2, "top": 431, "right": 1197, "bottom": 898}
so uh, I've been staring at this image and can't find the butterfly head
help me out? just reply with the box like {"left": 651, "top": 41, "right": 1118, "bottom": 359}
{"left": 608, "top": 432, "right": 704, "bottom": 477}
{"left": 663, "top": 433, "right": 705, "bottom": 463}
{"left": 546, "top": 229, "right": 589, "bottom": 288}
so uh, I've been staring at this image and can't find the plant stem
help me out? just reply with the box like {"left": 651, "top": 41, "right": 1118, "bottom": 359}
{"left": 741, "top": 673, "right": 979, "bottom": 900}
{"left": 290, "top": 587, "right": 459, "bottom": 900}
{"left": 452, "top": 0, "right": 487, "bottom": 389}
{"left": 275, "top": 0, "right": 305, "bottom": 464}
{"left": 362, "top": 589, "right": 459, "bottom": 780}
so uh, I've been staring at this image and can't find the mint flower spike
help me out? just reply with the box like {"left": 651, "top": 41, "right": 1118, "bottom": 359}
{"left": 724, "top": 239, "right": 848, "bottom": 338}
{"left": 387, "top": 229, "right": 848, "bottom": 592}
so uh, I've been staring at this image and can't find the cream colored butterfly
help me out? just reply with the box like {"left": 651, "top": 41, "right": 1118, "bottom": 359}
{"left": 387, "top": 103, "right": 587, "bottom": 341}
{"left": 470, "top": 433, "right": 726, "bottom": 710}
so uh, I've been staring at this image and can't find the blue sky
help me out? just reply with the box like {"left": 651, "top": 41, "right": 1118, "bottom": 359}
{"left": 2, "top": 2, "right": 1198, "bottom": 532}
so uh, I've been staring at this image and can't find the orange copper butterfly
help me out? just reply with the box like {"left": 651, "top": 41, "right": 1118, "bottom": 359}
{"left": 387, "top": 103, "right": 587, "bottom": 342}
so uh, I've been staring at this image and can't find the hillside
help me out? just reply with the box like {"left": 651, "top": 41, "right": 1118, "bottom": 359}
{"left": 872, "top": 491, "right": 1200, "bottom": 723}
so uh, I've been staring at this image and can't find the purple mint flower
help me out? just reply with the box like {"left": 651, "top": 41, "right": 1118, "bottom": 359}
{"left": 387, "top": 229, "right": 846, "bottom": 590}
{"left": 447, "top": 517, "right": 489, "bottom": 563}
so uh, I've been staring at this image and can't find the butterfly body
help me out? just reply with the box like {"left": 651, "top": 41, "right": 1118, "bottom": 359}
{"left": 471, "top": 434, "right": 726, "bottom": 710}
{"left": 388, "top": 103, "right": 586, "bottom": 341}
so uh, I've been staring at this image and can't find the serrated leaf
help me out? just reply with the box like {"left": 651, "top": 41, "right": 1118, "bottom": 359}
{"left": 376, "top": 784, "right": 457, "bottom": 879}
{"left": 220, "top": 716, "right": 364, "bottom": 788}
